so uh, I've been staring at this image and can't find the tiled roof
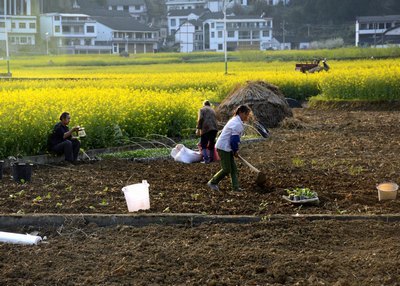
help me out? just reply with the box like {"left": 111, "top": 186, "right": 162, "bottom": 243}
{"left": 94, "top": 15, "right": 158, "bottom": 31}
{"left": 168, "top": 8, "right": 209, "bottom": 17}
{"left": 356, "top": 15, "right": 400, "bottom": 22}
{"left": 106, "top": 0, "right": 145, "bottom": 5}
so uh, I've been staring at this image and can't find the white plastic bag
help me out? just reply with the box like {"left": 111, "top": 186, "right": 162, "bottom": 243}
{"left": 171, "top": 144, "right": 202, "bottom": 164}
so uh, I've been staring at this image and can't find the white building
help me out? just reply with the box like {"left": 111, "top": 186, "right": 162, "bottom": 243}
{"left": 167, "top": 8, "right": 209, "bottom": 35}
{"left": 175, "top": 19, "right": 203, "bottom": 52}
{"left": 172, "top": 9, "right": 273, "bottom": 52}
{"left": 203, "top": 13, "right": 273, "bottom": 51}
{"left": 166, "top": 0, "right": 208, "bottom": 11}
{"left": 356, "top": 15, "right": 400, "bottom": 47}
{"left": 265, "top": 0, "right": 290, "bottom": 5}
{"left": 106, "top": 0, "right": 147, "bottom": 22}
{"left": 40, "top": 13, "right": 98, "bottom": 54}
{"left": 165, "top": 0, "right": 289, "bottom": 11}
{"left": 94, "top": 15, "right": 159, "bottom": 54}
{"left": 0, "top": 0, "right": 39, "bottom": 48}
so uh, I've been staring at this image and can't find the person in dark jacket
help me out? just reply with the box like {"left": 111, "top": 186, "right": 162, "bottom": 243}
{"left": 49, "top": 112, "right": 80, "bottom": 163}
{"left": 196, "top": 100, "right": 218, "bottom": 163}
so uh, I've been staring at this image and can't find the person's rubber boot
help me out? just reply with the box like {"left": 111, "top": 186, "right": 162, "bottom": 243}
{"left": 202, "top": 149, "right": 210, "bottom": 164}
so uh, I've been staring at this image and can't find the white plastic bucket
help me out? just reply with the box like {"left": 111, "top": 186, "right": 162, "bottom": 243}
{"left": 122, "top": 180, "right": 150, "bottom": 212}
{"left": 377, "top": 182, "right": 398, "bottom": 201}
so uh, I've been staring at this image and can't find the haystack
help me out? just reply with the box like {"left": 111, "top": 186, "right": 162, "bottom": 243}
{"left": 217, "top": 81, "right": 293, "bottom": 128}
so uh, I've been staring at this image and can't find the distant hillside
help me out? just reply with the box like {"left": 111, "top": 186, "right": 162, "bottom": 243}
{"left": 42, "top": 0, "right": 74, "bottom": 12}
{"left": 250, "top": 0, "right": 400, "bottom": 44}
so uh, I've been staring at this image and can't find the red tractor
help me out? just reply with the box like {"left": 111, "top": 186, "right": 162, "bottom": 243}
{"left": 295, "top": 58, "right": 330, "bottom": 73}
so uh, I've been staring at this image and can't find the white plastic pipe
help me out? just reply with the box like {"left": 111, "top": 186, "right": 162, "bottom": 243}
{"left": 0, "top": 231, "right": 42, "bottom": 245}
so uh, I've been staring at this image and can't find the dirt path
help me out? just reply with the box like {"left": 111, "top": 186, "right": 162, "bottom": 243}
{"left": 1, "top": 109, "right": 400, "bottom": 216}
{"left": 1, "top": 108, "right": 400, "bottom": 284}
{"left": 2, "top": 220, "right": 400, "bottom": 285}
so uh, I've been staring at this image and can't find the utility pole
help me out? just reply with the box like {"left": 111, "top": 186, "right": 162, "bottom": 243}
{"left": 223, "top": 0, "right": 233, "bottom": 74}
{"left": 223, "top": 0, "right": 228, "bottom": 74}
{"left": 45, "top": 32, "right": 49, "bottom": 55}
{"left": 281, "top": 20, "right": 286, "bottom": 50}
{"left": 3, "top": 0, "right": 10, "bottom": 76}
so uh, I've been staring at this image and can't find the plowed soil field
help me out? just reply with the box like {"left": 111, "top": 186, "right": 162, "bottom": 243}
{"left": 2, "top": 108, "right": 400, "bottom": 285}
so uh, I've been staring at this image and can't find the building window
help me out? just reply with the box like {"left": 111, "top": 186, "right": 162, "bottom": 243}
{"left": 211, "top": 31, "right": 215, "bottom": 38}
{"left": 0, "top": 22, "right": 4, "bottom": 28}
{"left": 228, "top": 31, "right": 234, "bottom": 37}
{"left": 54, "top": 16, "right": 60, "bottom": 21}
{"left": 20, "top": 37, "right": 27, "bottom": 44}
{"left": 171, "top": 19, "right": 176, "bottom": 26}
{"left": 360, "top": 23, "right": 368, "bottom": 30}
{"left": 262, "top": 30, "right": 269, "bottom": 37}
{"left": 123, "top": 5, "right": 129, "bottom": 11}
{"left": 87, "top": 26, "right": 95, "bottom": 33}
{"left": 11, "top": 22, "right": 15, "bottom": 28}
{"left": 55, "top": 26, "right": 60, "bottom": 33}
{"left": 252, "top": 31, "right": 260, "bottom": 39}
{"left": 19, "top": 22, "right": 26, "bottom": 29}
{"left": 135, "top": 5, "right": 141, "bottom": 10}
{"left": 239, "top": 31, "right": 250, "bottom": 39}
{"left": 218, "top": 44, "right": 223, "bottom": 50}
{"left": 211, "top": 23, "right": 214, "bottom": 28}
{"left": 29, "top": 23, "right": 35, "bottom": 29}
{"left": 218, "top": 31, "right": 223, "bottom": 38}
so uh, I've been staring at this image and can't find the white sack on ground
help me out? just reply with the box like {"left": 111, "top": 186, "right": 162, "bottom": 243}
{"left": 0, "top": 231, "right": 42, "bottom": 245}
{"left": 171, "top": 144, "right": 202, "bottom": 164}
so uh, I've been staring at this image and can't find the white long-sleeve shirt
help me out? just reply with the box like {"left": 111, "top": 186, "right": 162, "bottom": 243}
{"left": 215, "top": 115, "right": 244, "bottom": 152}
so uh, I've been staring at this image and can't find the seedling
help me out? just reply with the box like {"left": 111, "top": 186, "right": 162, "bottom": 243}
{"left": 285, "top": 187, "right": 318, "bottom": 201}
{"left": 292, "top": 157, "right": 305, "bottom": 168}
{"left": 16, "top": 190, "right": 25, "bottom": 197}
{"left": 32, "top": 196, "right": 42, "bottom": 203}
{"left": 349, "top": 165, "right": 364, "bottom": 176}
{"left": 191, "top": 193, "right": 200, "bottom": 200}
{"left": 259, "top": 200, "right": 270, "bottom": 211}
{"left": 99, "top": 199, "right": 108, "bottom": 206}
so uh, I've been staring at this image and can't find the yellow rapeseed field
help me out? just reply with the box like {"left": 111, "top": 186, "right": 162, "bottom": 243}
{"left": 0, "top": 58, "right": 399, "bottom": 157}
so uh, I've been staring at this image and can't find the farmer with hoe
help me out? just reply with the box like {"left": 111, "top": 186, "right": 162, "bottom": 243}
{"left": 49, "top": 112, "right": 81, "bottom": 164}
{"left": 196, "top": 100, "right": 218, "bottom": 164}
{"left": 207, "top": 104, "right": 251, "bottom": 192}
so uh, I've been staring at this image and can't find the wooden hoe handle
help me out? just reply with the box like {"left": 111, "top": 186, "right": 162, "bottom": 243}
{"left": 238, "top": 155, "right": 260, "bottom": 173}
